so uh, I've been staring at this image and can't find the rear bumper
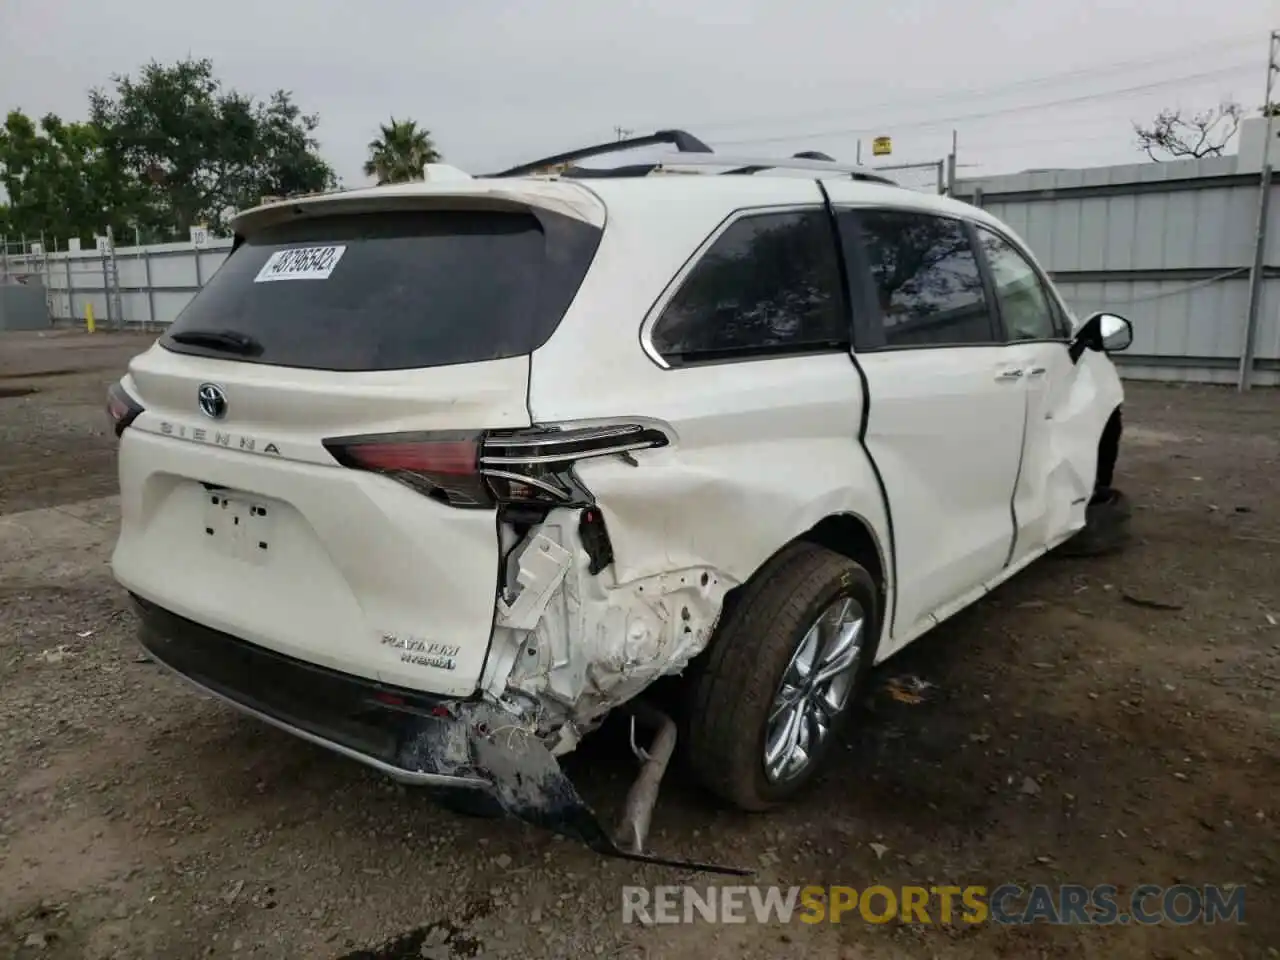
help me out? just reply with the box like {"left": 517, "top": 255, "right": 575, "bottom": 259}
{"left": 132, "top": 595, "right": 489, "bottom": 790}
{"left": 134, "top": 596, "right": 752, "bottom": 876}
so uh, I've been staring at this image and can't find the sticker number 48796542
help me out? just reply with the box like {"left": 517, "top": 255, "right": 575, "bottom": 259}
{"left": 254, "top": 245, "right": 346, "bottom": 283}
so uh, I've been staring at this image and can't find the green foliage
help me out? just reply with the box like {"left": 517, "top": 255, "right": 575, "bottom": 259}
{"left": 0, "top": 110, "right": 130, "bottom": 247}
{"left": 89, "top": 58, "right": 337, "bottom": 238}
{"left": 0, "top": 57, "right": 340, "bottom": 246}
{"left": 364, "top": 118, "right": 441, "bottom": 184}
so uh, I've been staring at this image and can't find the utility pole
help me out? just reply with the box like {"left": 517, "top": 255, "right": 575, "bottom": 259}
{"left": 1238, "top": 28, "right": 1279, "bottom": 392}
{"left": 614, "top": 126, "right": 634, "bottom": 142}
{"left": 947, "top": 128, "right": 958, "bottom": 196}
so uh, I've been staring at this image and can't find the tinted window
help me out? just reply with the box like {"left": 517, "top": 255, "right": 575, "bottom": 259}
{"left": 162, "top": 209, "right": 600, "bottom": 372}
{"left": 849, "top": 210, "right": 994, "bottom": 349}
{"left": 975, "top": 227, "right": 1060, "bottom": 341}
{"left": 650, "top": 210, "right": 846, "bottom": 365}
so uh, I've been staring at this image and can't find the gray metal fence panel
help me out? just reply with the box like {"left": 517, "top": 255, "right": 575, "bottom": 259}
{"left": 956, "top": 154, "right": 1279, "bottom": 386}
{"left": 25, "top": 162, "right": 1280, "bottom": 386}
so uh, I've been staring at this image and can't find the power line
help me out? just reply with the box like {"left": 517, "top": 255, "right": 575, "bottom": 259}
{"left": 646, "top": 33, "right": 1262, "bottom": 137}
{"left": 709, "top": 62, "right": 1257, "bottom": 147}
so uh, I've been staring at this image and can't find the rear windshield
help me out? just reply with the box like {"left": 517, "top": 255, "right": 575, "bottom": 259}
{"left": 161, "top": 208, "right": 601, "bottom": 371}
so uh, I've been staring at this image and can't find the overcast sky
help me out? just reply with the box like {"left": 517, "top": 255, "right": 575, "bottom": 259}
{"left": 1, "top": 0, "right": 1276, "bottom": 188}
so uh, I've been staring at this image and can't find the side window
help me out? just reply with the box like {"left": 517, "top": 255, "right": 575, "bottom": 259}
{"left": 649, "top": 209, "right": 846, "bottom": 365}
{"left": 974, "top": 227, "right": 1060, "bottom": 341}
{"left": 848, "top": 210, "right": 995, "bottom": 349}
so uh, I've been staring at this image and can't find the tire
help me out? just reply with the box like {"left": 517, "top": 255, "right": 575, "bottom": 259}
{"left": 1058, "top": 486, "right": 1131, "bottom": 557}
{"left": 685, "top": 542, "right": 880, "bottom": 811}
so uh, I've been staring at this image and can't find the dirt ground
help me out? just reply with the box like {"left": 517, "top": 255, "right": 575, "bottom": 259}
{"left": 1, "top": 330, "right": 1277, "bottom": 959}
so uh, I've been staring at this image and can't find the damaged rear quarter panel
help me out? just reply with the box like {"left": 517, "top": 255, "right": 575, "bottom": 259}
{"left": 565, "top": 355, "right": 890, "bottom": 591}
{"left": 495, "top": 353, "right": 892, "bottom": 739}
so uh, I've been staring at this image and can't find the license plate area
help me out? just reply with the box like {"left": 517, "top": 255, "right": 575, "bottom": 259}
{"left": 202, "top": 489, "right": 275, "bottom": 564}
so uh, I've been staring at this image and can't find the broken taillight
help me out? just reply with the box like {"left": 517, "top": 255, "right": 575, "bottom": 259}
{"left": 106, "top": 381, "right": 145, "bottom": 437}
{"left": 323, "top": 431, "right": 491, "bottom": 507}
{"left": 323, "top": 423, "right": 669, "bottom": 509}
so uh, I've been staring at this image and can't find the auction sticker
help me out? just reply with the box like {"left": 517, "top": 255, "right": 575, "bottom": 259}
{"left": 254, "top": 245, "right": 346, "bottom": 282}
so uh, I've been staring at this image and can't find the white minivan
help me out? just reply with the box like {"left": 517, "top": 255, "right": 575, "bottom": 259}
{"left": 108, "top": 131, "right": 1132, "bottom": 871}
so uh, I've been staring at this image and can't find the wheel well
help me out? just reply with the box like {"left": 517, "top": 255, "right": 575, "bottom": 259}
{"left": 1096, "top": 405, "right": 1122, "bottom": 492}
{"left": 711, "top": 515, "right": 888, "bottom": 635}
{"left": 801, "top": 514, "right": 887, "bottom": 620}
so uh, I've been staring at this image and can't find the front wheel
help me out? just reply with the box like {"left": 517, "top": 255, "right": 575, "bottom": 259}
{"left": 1058, "top": 486, "right": 1131, "bottom": 557}
{"left": 685, "top": 542, "right": 880, "bottom": 811}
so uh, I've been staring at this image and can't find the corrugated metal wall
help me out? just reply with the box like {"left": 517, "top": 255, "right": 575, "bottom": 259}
{"left": 955, "top": 156, "right": 1279, "bottom": 386}
{"left": 27, "top": 154, "right": 1280, "bottom": 386}
{"left": 42, "top": 240, "right": 232, "bottom": 330}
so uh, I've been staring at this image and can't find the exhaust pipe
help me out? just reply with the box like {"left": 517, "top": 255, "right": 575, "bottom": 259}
{"left": 420, "top": 700, "right": 750, "bottom": 876}
{"left": 616, "top": 701, "right": 678, "bottom": 856}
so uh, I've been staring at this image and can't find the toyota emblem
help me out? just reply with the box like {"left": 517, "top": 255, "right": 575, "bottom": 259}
{"left": 197, "top": 383, "right": 228, "bottom": 420}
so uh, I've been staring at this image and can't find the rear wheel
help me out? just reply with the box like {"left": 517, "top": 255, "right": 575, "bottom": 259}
{"left": 685, "top": 542, "right": 879, "bottom": 811}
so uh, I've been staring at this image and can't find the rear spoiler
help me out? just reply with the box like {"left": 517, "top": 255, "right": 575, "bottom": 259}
{"left": 229, "top": 181, "right": 608, "bottom": 235}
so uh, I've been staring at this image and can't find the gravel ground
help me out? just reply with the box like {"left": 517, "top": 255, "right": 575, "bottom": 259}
{"left": 1, "top": 331, "right": 1277, "bottom": 959}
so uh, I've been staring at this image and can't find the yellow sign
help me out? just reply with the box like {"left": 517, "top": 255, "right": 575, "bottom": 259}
{"left": 872, "top": 136, "right": 892, "bottom": 157}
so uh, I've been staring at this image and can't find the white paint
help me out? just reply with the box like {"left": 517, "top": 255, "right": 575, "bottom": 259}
{"left": 113, "top": 347, "right": 533, "bottom": 699}
{"left": 111, "top": 170, "right": 1128, "bottom": 762}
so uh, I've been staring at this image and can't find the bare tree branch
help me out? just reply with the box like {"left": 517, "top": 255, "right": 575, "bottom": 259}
{"left": 1134, "top": 102, "right": 1243, "bottom": 161}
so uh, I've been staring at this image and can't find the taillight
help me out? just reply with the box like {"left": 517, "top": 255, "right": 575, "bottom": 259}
{"left": 481, "top": 424, "right": 668, "bottom": 504}
{"left": 323, "top": 431, "right": 491, "bottom": 507}
{"left": 106, "top": 381, "right": 144, "bottom": 437}
{"left": 323, "top": 423, "right": 669, "bottom": 509}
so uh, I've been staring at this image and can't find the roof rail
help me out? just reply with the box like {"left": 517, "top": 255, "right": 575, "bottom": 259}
{"left": 486, "top": 129, "right": 713, "bottom": 178}
{"left": 654, "top": 152, "right": 898, "bottom": 185}
{"left": 484, "top": 132, "right": 898, "bottom": 186}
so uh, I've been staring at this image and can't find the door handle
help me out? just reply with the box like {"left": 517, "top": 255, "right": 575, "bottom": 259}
{"left": 996, "top": 369, "right": 1024, "bottom": 381}
{"left": 1027, "top": 366, "right": 1047, "bottom": 378}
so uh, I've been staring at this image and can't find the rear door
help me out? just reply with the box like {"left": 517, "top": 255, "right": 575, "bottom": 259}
{"left": 112, "top": 199, "right": 602, "bottom": 696}
{"left": 830, "top": 201, "right": 1027, "bottom": 646}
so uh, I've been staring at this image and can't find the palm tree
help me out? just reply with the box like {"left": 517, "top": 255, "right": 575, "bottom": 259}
{"left": 363, "top": 118, "right": 441, "bottom": 184}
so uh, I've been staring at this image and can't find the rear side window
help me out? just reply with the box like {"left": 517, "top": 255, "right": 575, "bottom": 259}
{"left": 844, "top": 210, "right": 995, "bottom": 350}
{"left": 162, "top": 209, "right": 601, "bottom": 371}
{"left": 649, "top": 209, "right": 846, "bottom": 365}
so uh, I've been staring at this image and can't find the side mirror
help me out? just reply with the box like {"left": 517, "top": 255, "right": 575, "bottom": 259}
{"left": 1069, "top": 311, "right": 1132, "bottom": 363}
{"left": 1096, "top": 313, "right": 1133, "bottom": 352}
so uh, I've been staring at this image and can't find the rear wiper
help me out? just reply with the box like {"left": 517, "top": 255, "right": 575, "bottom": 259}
{"left": 168, "top": 329, "right": 264, "bottom": 356}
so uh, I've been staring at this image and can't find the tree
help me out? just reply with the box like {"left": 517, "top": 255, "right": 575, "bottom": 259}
{"left": 0, "top": 109, "right": 134, "bottom": 246}
{"left": 1134, "top": 102, "right": 1243, "bottom": 161}
{"left": 88, "top": 57, "right": 336, "bottom": 239}
{"left": 364, "top": 118, "right": 441, "bottom": 184}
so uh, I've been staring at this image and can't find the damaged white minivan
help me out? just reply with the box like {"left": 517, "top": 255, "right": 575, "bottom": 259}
{"left": 109, "top": 131, "right": 1132, "bottom": 872}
